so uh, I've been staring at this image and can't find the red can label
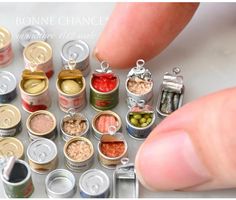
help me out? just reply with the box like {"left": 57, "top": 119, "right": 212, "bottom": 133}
{"left": 0, "top": 45, "right": 13, "bottom": 66}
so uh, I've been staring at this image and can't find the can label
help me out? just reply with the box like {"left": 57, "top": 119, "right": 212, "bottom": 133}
{"left": 0, "top": 90, "right": 17, "bottom": 103}
{"left": 0, "top": 128, "right": 16, "bottom": 137}
{"left": 65, "top": 159, "right": 92, "bottom": 172}
{"left": 0, "top": 45, "right": 13, "bottom": 66}
{"left": 80, "top": 190, "right": 110, "bottom": 198}
{"left": 126, "top": 124, "right": 153, "bottom": 139}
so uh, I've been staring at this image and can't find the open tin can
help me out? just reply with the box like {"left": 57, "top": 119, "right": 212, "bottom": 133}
{"left": 156, "top": 67, "right": 184, "bottom": 118}
{"left": 126, "top": 100, "right": 156, "bottom": 140}
{"left": 90, "top": 61, "right": 119, "bottom": 111}
{"left": 27, "top": 138, "right": 58, "bottom": 174}
{"left": 60, "top": 108, "right": 89, "bottom": 142}
{"left": 64, "top": 137, "right": 94, "bottom": 172}
{"left": 113, "top": 158, "right": 139, "bottom": 198}
{"left": 56, "top": 62, "right": 86, "bottom": 113}
{"left": 97, "top": 126, "right": 128, "bottom": 169}
{"left": 19, "top": 69, "right": 51, "bottom": 113}
{"left": 126, "top": 59, "right": 153, "bottom": 108}
{"left": 0, "top": 104, "right": 22, "bottom": 137}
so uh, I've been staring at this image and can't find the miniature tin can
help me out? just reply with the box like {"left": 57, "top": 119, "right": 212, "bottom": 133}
{"left": 90, "top": 61, "right": 119, "bottom": 111}
{"left": 27, "top": 138, "right": 58, "bottom": 174}
{"left": 56, "top": 68, "right": 86, "bottom": 113}
{"left": 45, "top": 169, "right": 76, "bottom": 198}
{"left": 79, "top": 169, "right": 110, "bottom": 198}
{"left": 126, "top": 59, "right": 153, "bottom": 108}
{"left": 61, "top": 40, "right": 90, "bottom": 77}
{"left": 126, "top": 101, "right": 156, "bottom": 140}
{"left": 0, "top": 104, "right": 22, "bottom": 137}
{"left": 156, "top": 67, "right": 184, "bottom": 118}
{"left": 64, "top": 137, "right": 94, "bottom": 172}
{"left": 26, "top": 110, "right": 57, "bottom": 140}
{"left": 23, "top": 41, "right": 54, "bottom": 78}
{"left": 1, "top": 159, "right": 34, "bottom": 198}
{"left": 19, "top": 70, "right": 51, "bottom": 113}
{"left": 18, "top": 25, "right": 47, "bottom": 48}
{"left": 60, "top": 108, "right": 89, "bottom": 142}
{"left": 0, "top": 26, "right": 13, "bottom": 67}
{"left": 0, "top": 71, "right": 17, "bottom": 103}
{"left": 0, "top": 137, "right": 24, "bottom": 159}
{"left": 91, "top": 110, "right": 122, "bottom": 140}
{"left": 98, "top": 126, "right": 128, "bottom": 169}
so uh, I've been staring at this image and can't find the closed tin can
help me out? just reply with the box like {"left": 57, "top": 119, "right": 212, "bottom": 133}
{"left": 56, "top": 68, "right": 86, "bottom": 113}
{"left": 91, "top": 110, "right": 122, "bottom": 140}
{"left": 1, "top": 158, "right": 34, "bottom": 198}
{"left": 156, "top": 67, "right": 184, "bottom": 118}
{"left": 126, "top": 59, "right": 153, "bottom": 108}
{"left": 0, "top": 137, "right": 24, "bottom": 160}
{"left": 79, "top": 169, "right": 110, "bottom": 198}
{"left": 19, "top": 69, "right": 51, "bottom": 113}
{"left": 0, "top": 104, "right": 22, "bottom": 137}
{"left": 26, "top": 110, "right": 57, "bottom": 140}
{"left": 18, "top": 25, "right": 47, "bottom": 48}
{"left": 0, "top": 26, "right": 13, "bottom": 67}
{"left": 45, "top": 169, "right": 76, "bottom": 198}
{"left": 23, "top": 41, "right": 54, "bottom": 78}
{"left": 98, "top": 126, "right": 128, "bottom": 169}
{"left": 126, "top": 100, "right": 156, "bottom": 140}
{"left": 61, "top": 40, "right": 90, "bottom": 77}
{"left": 0, "top": 71, "right": 17, "bottom": 103}
{"left": 64, "top": 137, "right": 94, "bottom": 172}
{"left": 27, "top": 138, "right": 58, "bottom": 174}
{"left": 60, "top": 108, "right": 89, "bottom": 142}
{"left": 90, "top": 61, "right": 119, "bottom": 111}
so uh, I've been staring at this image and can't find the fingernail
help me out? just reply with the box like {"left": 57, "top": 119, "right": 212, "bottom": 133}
{"left": 135, "top": 131, "right": 211, "bottom": 191}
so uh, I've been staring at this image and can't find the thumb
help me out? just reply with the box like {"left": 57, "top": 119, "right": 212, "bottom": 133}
{"left": 135, "top": 87, "right": 236, "bottom": 191}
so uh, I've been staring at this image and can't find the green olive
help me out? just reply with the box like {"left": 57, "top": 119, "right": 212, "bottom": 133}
{"left": 61, "top": 80, "right": 81, "bottom": 94}
{"left": 141, "top": 123, "right": 148, "bottom": 127}
{"left": 139, "top": 118, "right": 146, "bottom": 124}
{"left": 133, "top": 114, "right": 142, "bottom": 120}
{"left": 144, "top": 114, "right": 150, "bottom": 119}
{"left": 147, "top": 117, "right": 152, "bottom": 124}
{"left": 130, "top": 118, "right": 139, "bottom": 126}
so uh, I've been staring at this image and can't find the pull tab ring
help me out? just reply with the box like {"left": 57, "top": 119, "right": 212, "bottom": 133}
{"left": 101, "top": 61, "right": 109, "bottom": 72}
{"left": 136, "top": 59, "right": 145, "bottom": 69}
{"left": 67, "top": 59, "right": 76, "bottom": 71}
{"left": 137, "top": 100, "right": 145, "bottom": 108}
{"left": 29, "top": 61, "right": 38, "bottom": 72}
{"left": 67, "top": 108, "right": 77, "bottom": 117}
{"left": 173, "top": 67, "right": 181, "bottom": 75}
{"left": 121, "top": 157, "right": 129, "bottom": 165}
{"left": 108, "top": 125, "right": 116, "bottom": 135}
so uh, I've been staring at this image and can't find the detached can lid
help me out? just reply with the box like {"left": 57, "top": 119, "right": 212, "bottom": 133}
{"left": 18, "top": 25, "right": 47, "bottom": 47}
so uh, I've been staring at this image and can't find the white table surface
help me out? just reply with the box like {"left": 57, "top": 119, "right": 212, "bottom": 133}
{"left": 1, "top": 2, "right": 236, "bottom": 198}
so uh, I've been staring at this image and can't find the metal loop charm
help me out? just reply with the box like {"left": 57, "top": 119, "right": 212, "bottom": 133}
{"left": 67, "top": 108, "right": 77, "bottom": 117}
{"left": 108, "top": 126, "right": 117, "bottom": 135}
{"left": 101, "top": 61, "right": 110, "bottom": 72}
{"left": 121, "top": 157, "right": 129, "bottom": 165}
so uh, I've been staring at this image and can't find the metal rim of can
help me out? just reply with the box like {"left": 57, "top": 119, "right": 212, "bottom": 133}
{"left": 0, "top": 71, "right": 17, "bottom": 96}
{"left": 0, "top": 104, "right": 21, "bottom": 130}
{"left": 91, "top": 110, "right": 122, "bottom": 140}
{"left": 0, "top": 26, "right": 11, "bottom": 50}
{"left": 60, "top": 113, "right": 89, "bottom": 141}
{"left": 0, "top": 137, "right": 24, "bottom": 159}
{"left": 56, "top": 76, "right": 86, "bottom": 97}
{"left": 1, "top": 159, "right": 31, "bottom": 186}
{"left": 45, "top": 168, "right": 76, "bottom": 198}
{"left": 79, "top": 169, "right": 110, "bottom": 197}
{"left": 26, "top": 110, "right": 57, "bottom": 137}
{"left": 19, "top": 75, "right": 49, "bottom": 97}
{"left": 63, "top": 136, "right": 94, "bottom": 163}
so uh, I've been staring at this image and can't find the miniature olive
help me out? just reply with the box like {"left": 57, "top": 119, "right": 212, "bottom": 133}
{"left": 139, "top": 118, "right": 146, "bottom": 124}
{"left": 130, "top": 118, "right": 139, "bottom": 126}
{"left": 133, "top": 114, "right": 142, "bottom": 120}
{"left": 129, "top": 112, "right": 153, "bottom": 128}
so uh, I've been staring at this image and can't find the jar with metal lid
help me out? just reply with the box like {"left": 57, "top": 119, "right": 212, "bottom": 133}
{"left": 156, "top": 67, "right": 184, "bottom": 118}
{"left": 0, "top": 104, "right": 22, "bottom": 137}
{"left": 0, "top": 26, "right": 13, "bottom": 67}
{"left": 126, "top": 59, "right": 154, "bottom": 108}
{"left": 56, "top": 61, "right": 86, "bottom": 113}
{"left": 61, "top": 40, "right": 90, "bottom": 77}
{"left": 97, "top": 126, "right": 128, "bottom": 169}
{"left": 90, "top": 61, "right": 119, "bottom": 111}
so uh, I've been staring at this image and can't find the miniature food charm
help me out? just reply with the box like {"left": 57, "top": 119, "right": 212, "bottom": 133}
{"left": 92, "top": 73, "right": 117, "bottom": 92}
{"left": 101, "top": 141, "right": 125, "bottom": 158}
{"left": 95, "top": 114, "right": 119, "bottom": 133}
{"left": 127, "top": 77, "right": 152, "bottom": 95}
{"left": 23, "top": 79, "right": 46, "bottom": 94}
{"left": 61, "top": 79, "right": 82, "bottom": 94}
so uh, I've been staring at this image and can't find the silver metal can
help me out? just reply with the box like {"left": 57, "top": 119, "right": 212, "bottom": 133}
{"left": 0, "top": 104, "right": 22, "bottom": 137}
{"left": 61, "top": 40, "right": 90, "bottom": 77}
{"left": 60, "top": 108, "right": 89, "bottom": 142}
{"left": 79, "top": 169, "right": 110, "bottom": 198}
{"left": 0, "top": 71, "right": 17, "bottom": 103}
{"left": 45, "top": 169, "right": 76, "bottom": 198}
{"left": 64, "top": 137, "right": 94, "bottom": 172}
{"left": 27, "top": 138, "right": 58, "bottom": 174}
{"left": 156, "top": 67, "right": 184, "bottom": 118}
{"left": 126, "top": 59, "right": 154, "bottom": 108}
{"left": 18, "top": 25, "right": 47, "bottom": 48}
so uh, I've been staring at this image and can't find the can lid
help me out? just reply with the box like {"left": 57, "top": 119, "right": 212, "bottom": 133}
{"left": 61, "top": 40, "right": 89, "bottom": 64}
{"left": 18, "top": 25, "right": 47, "bottom": 48}
{"left": 0, "top": 137, "right": 24, "bottom": 159}
{"left": 0, "top": 104, "right": 21, "bottom": 129}
{"left": 23, "top": 41, "right": 52, "bottom": 64}
{"left": 0, "top": 26, "right": 11, "bottom": 49}
{"left": 27, "top": 138, "right": 57, "bottom": 164}
{"left": 79, "top": 169, "right": 110, "bottom": 196}
{"left": 0, "top": 71, "right": 17, "bottom": 95}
